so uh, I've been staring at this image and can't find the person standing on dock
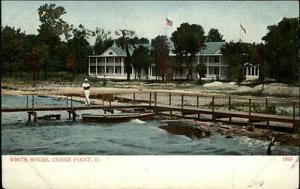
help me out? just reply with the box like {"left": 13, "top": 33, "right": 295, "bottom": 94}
{"left": 82, "top": 78, "right": 91, "bottom": 105}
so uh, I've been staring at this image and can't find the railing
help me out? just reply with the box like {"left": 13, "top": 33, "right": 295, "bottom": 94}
{"left": 2, "top": 92, "right": 299, "bottom": 131}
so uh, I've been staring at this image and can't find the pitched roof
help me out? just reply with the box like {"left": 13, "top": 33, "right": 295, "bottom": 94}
{"left": 107, "top": 42, "right": 152, "bottom": 56}
{"left": 199, "top": 42, "right": 225, "bottom": 55}
{"left": 168, "top": 41, "right": 225, "bottom": 56}
{"left": 89, "top": 41, "right": 225, "bottom": 57}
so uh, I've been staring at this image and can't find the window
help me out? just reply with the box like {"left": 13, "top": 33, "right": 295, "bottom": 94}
{"left": 109, "top": 52, "right": 113, "bottom": 55}
{"left": 106, "top": 66, "right": 114, "bottom": 74}
{"left": 209, "top": 67, "right": 219, "bottom": 75}
{"left": 200, "top": 56, "right": 207, "bottom": 63}
{"left": 97, "top": 57, "right": 104, "bottom": 63}
{"left": 115, "top": 66, "right": 121, "bottom": 74}
{"left": 90, "top": 57, "right": 96, "bottom": 63}
{"left": 115, "top": 57, "right": 121, "bottom": 63}
{"left": 90, "top": 66, "right": 96, "bottom": 74}
{"left": 209, "top": 56, "right": 219, "bottom": 63}
{"left": 107, "top": 57, "right": 114, "bottom": 63}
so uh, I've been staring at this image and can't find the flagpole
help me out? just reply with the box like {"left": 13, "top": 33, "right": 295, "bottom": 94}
{"left": 239, "top": 23, "right": 242, "bottom": 42}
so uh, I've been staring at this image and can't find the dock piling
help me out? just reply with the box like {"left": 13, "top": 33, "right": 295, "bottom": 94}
{"left": 249, "top": 99, "right": 252, "bottom": 123}
{"left": 293, "top": 102, "right": 296, "bottom": 132}
{"left": 181, "top": 95, "right": 184, "bottom": 117}
{"left": 265, "top": 97, "right": 268, "bottom": 113}
{"left": 212, "top": 96, "right": 215, "bottom": 121}
{"left": 154, "top": 92, "right": 157, "bottom": 112}
{"left": 197, "top": 95, "right": 200, "bottom": 119}
{"left": 149, "top": 93, "right": 152, "bottom": 107}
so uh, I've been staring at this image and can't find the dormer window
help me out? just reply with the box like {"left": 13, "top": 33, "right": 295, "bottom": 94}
{"left": 109, "top": 52, "right": 113, "bottom": 55}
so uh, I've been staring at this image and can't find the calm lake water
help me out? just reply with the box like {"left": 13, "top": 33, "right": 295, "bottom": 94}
{"left": 1, "top": 95, "right": 298, "bottom": 155}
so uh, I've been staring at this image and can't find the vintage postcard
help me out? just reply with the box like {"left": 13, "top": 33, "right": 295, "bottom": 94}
{"left": 1, "top": 1, "right": 299, "bottom": 188}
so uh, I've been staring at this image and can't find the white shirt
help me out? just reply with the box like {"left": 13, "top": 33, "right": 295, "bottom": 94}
{"left": 82, "top": 83, "right": 90, "bottom": 90}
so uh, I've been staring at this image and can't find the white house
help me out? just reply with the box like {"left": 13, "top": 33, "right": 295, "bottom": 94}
{"left": 169, "top": 42, "right": 227, "bottom": 80}
{"left": 87, "top": 41, "right": 228, "bottom": 80}
{"left": 87, "top": 43, "right": 156, "bottom": 80}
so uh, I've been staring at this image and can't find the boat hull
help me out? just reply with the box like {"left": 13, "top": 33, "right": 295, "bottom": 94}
{"left": 81, "top": 113, "right": 154, "bottom": 123}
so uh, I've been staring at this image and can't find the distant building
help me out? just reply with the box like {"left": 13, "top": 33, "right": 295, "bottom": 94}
{"left": 87, "top": 41, "right": 228, "bottom": 80}
{"left": 244, "top": 63, "right": 260, "bottom": 80}
{"left": 87, "top": 43, "right": 155, "bottom": 80}
{"left": 169, "top": 42, "right": 227, "bottom": 80}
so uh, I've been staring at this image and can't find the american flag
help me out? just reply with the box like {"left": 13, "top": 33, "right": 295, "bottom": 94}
{"left": 166, "top": 18, "right": 173, "bottom": 27}
{"left": 240, "top": 24, "right": 246, "bottom": 34}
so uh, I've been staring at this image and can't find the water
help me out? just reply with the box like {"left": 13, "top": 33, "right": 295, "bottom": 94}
{"left": 1, "top": 95, "right": 299, "bottom": 155}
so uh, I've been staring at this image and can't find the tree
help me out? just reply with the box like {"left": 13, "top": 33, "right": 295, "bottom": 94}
{"left": 93, "top": 28, "right": 114, "bottom": 55}
{"left": 262, "top": 17, "right": 299, "bottom": 84}
{"left": 221, "top": 41, "right": 249, "bottom": 82}
{"left": 196, "top": 63, "right": 206, "bottom": 84}
{"left": 24, "top": 44, "right": 49, "bottom": 80}
{"left": 1, "top": 26, "right": 26, "bottom": 77}
{"left": 66, "top": 53, "right": 77, "bottom": 77}
{"left": 115, "top": 29, "right": 136, "bottom": 81}
{"left": 171, "top": 23, "right": 206, "bottom": 80}
{"left": 67, "top": 24, "right": 93, "bottom": 74}
{"left": 132, "top": 46, "right": 151, "bottom": 80}
{"left": 206, "top": 28, "right": 225, "bottom": 42}
{"left": 151, "top": 35, "right": 170, "bottom": 81}
{"left": 132, "top": 37, "right": 149, "bottom": 44}
{"left": 37, "top": 3, "right": 72, "bottom": 79}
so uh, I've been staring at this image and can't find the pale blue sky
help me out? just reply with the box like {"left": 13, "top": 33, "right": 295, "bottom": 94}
{"left": 2, "top": 1, "right": 299, "bottom": 44}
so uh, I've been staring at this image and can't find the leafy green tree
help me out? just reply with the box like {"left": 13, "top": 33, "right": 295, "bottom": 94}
{"left": 93, "top": 28, "right": 114, "bottom": 55}
{"left": 206, "top": 28, "right": 225, "bottom": 42}
{"left": 221, "top": 41, "right": 249, "bottom": 82}
{"left": 67, "top": 24, "right": 93, "bottom": 74}
{"left": 151, "top": 35, "right": 170, "bottom": 81}
{"left": 24, "top": 44, "right": 49, "bottom": 80}
{"left": 37, "top": 3, "right": 72, "bottom": 79}
{"left": 132, "top": 46, "right": 151, "bottom": 80}
{"left": 1, "top": 26, "right": 26, "bottom": 77}
{"left": 115, "top": 29, "right": 136, "bottom": 81}
{"left": 132, "top": 37, "right": 149, "bottom": 44}
{"left": 196, "top": 63, "right": 206, "bottom": 84}
{"left": 262, "top": 17, "right": 299, "bottom": 84}
{"left": 66, "top": 53, "right": 77, "bottom": 77}
{"left": 171, "top": 23, "right": 206, "bottom": 80}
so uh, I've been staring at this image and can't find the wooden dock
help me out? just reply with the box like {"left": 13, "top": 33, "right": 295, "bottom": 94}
{"left": 1, "top": 92, "right": 299, "bottom": 132}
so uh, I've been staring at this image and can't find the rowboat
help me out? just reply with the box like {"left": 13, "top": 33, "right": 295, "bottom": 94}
{"left": 81, "top": 112, "right": 154, "bottom": 123}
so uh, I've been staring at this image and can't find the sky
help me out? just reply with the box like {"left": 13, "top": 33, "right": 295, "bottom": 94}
{"left": 2, "top": 1, "right": 299, "bottom": 44}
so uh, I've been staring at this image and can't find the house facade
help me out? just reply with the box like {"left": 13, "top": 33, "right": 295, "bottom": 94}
{"left": 169, "top": 42, "right": 227, "bottom": 80}
{"left": 87, "top": 41, "right": 228, "bottom": 80}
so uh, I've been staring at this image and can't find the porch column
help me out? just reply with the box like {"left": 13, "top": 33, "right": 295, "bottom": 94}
{"left": 104, "top": 57, "right": 107, "bottom": 75}
{"left": 219, "top": 56, "right": 222, "bottom": 79}
{"left": 206, "top": 66, "right": 209, "bottom": 76}
{"left": 148, "top": 66, "right": 151, "bottom": 80}
{"left": 121, "top": 57, "right": 124, "bottom": 76}
{"left": 95, "top": 57, "right": 98, "bottom": 76}
{"left": 132, "top": 66, "right": 134, "bottom": 79}
{"left": 88, "top": 57, "right": 90, "bottom": 75}
{"left": 113, "top": 57, "right": 116, "bottom": 75}
{"left": 257, "top": 67, "right": 260, "bottom": 77}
